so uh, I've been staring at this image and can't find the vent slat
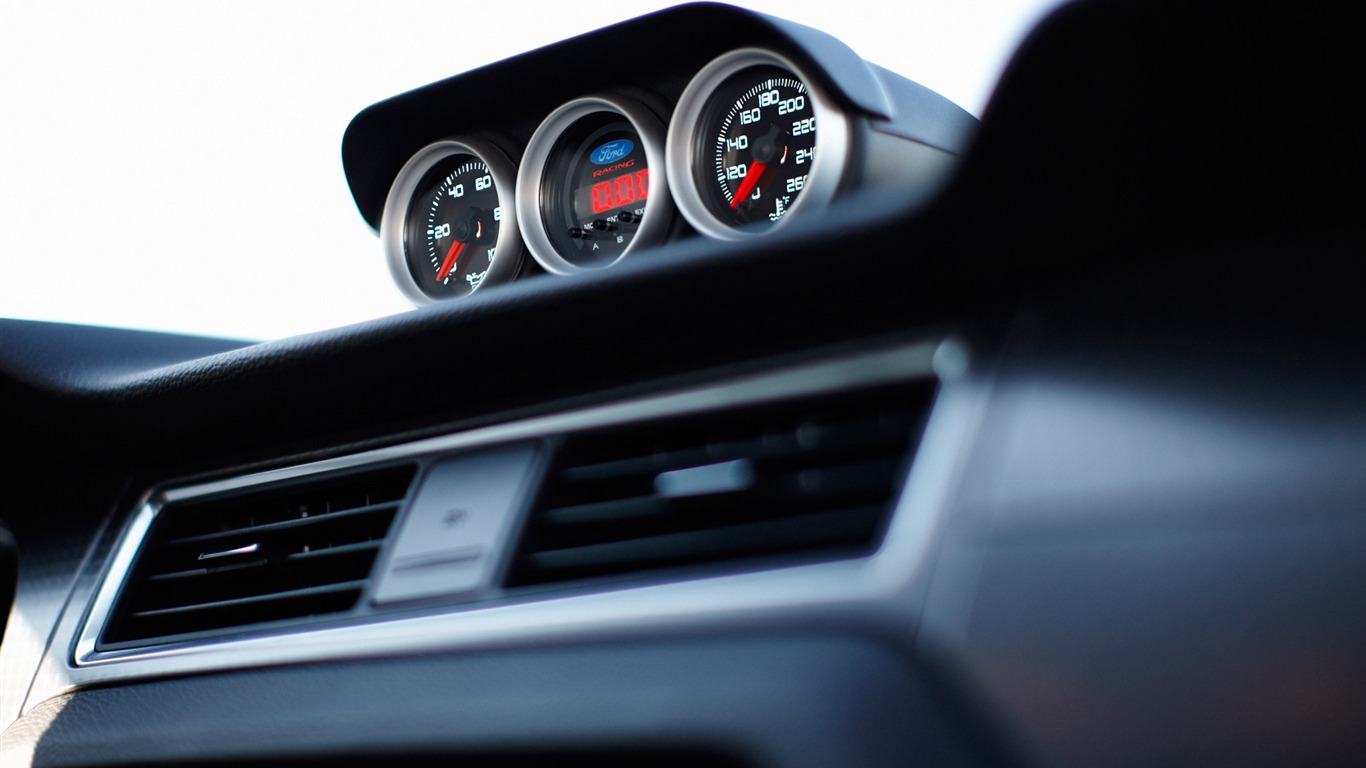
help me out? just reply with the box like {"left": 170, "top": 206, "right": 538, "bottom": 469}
{"left": 283, "top": 539, "right": 384, "bottom": 562}
{"left": 558, "top": 415, "right": 915, "bottom": 485}
{"left": 506, "top": 381, "right": 934, "bottom": 589}
{"left": 162, "top": 501, "right": 401, "bottom": 548}
{"left": 130, "top": 581, "right": 368, "bottom": 620}
{"left": 527, "top": 506, "right": 884, "bottom": 575}
{"left": 777, "top": 457, "right": 902, "bottom": 498}
{"left": 560, "top": 438, "right": 776, "bottom": 483}
{"left": 145, "top": 558, "right": 270, "bottom": 583}
{"left": 542, "top": 496, "right": 667, "bottom": 526}
{"left": 99, "top": 464, "right": 416, "bottom": 650}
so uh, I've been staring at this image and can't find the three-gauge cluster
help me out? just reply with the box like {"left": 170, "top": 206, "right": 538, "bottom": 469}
{"left": 369, "top": 17, "right": 973, "bottom": 306}
{"left": 379, "top": 46, "right": 851, "bottom": 305}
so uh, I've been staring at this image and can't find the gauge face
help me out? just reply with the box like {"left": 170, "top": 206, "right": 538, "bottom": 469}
{"left": 540, "top": 113, "right": 650, "bottom": 269}
{"left": 695, "top": 65, "right": 815, "bottom": 231}
{"left": 403, "top": 154, "right": 503, "bottom": 299}
{"left": 381, "top": 138, "right": 522, "bottom": 306}
{"left": 517, "top": 95, "right": 671, "bottom": 276}
{"left": 667, "top": 49, "right": 848, "bottom": 242}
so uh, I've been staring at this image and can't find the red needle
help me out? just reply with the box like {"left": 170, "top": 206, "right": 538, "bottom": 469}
{"left": 730, "top": 160, "right": 768, "bottom": 209}
{"left": 435, "top": 239, "right": 465, "bottom": 283}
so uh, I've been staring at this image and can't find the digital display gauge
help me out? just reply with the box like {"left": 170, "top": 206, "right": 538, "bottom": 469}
{"left": 667, "top": 48, "right": 849, "bottom": 241}
{"left": 543, "top": 114, "right": 648, "bottom": 268}
{"left": 380, "top": 139, "right": 523, "bottom": 304}
{"left": 518, "top": 95, "right": 672, "bottom": 275}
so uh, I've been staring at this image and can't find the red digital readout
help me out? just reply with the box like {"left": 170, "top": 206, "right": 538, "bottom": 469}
{"left": 590, "top": 169, "right": 650, "bottom": 214}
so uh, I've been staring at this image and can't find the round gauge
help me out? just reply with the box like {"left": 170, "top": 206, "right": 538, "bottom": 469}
{"left": 380, "top": 139, "right": 523, "bottom": 304}
{"left": 517, "top": 95, "right": 672, "bottom": 275}
{"left": 667, "top": 49, "right": 849, "bottom": 241}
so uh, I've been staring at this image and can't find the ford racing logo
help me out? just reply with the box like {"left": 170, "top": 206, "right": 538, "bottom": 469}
{"left": 590, "top": 139, "right": 634, "bottom": 165}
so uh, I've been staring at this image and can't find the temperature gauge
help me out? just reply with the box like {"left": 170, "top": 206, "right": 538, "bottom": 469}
{"left": 667, "top": 48, "right": 849, "bottom": 241}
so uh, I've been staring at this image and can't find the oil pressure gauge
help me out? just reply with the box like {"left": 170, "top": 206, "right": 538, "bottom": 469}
{"left": 381, "top": 139, "right": 524, "bottom": 304}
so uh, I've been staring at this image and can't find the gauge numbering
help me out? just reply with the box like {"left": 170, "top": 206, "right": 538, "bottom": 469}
{"left": 380, "top": 139, "right": 523, "bottom": 305}
{"left": 667, "top": 48, "right": 849, "bottom": 241}
{"left": 410, "top": 156, "right": 502, "bottom": 296}
{"left": 707, "top": 70, "right": 816, "bottom": 227}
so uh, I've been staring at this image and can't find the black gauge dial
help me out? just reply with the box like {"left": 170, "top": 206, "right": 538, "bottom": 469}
{"left": 696, "top": 65, "right": 816, "bottom": 230}
{"left": 403, "top": 155, "right": 504, "bottom": 299}
{"left": 541, "top": 113, "right": 650, "bottom": 269}
{"left": 382, "top": 138, "right": 522, "bottom": 305}
{"left": 668, "top": 49, "right": 847, "bottom": 242}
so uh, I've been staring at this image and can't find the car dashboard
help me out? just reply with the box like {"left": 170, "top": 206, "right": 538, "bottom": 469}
{"left": 1, "top": 1, "right": 1363, "bottom": 767}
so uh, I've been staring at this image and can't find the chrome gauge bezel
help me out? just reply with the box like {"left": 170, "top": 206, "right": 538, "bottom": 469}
{"left": 666, "top": 48, "right": 851, "bottom": 241}
{"left": 516, "top": 95, "right": 672, "bottom": 275}
{"left": 380, "top": 138, "right": 524, "bottom": 305}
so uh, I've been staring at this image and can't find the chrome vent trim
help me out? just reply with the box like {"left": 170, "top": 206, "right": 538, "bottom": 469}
{"left": 97, "top": 465, "right": 416, "bottom": 649}
{"left": 64, "top": 339, "right": 982, "bottom": 701}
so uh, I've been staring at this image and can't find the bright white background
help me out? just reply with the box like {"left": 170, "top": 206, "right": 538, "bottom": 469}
{"left": 0, "top": 0, "right": 1060, "bottom": 341}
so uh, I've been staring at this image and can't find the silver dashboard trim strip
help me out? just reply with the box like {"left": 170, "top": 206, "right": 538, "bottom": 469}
{"left": 53, "top": 338, "right": 981, "bottom": 703}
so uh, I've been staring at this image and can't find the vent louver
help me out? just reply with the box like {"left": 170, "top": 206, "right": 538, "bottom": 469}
{"left": 506, "top": 382, "right": 935, "bottom": 589}
{"left": 99, "top": 464, "right": 416, "bottom": 649}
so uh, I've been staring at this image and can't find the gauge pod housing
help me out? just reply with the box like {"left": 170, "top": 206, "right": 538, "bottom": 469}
{"left": 346, "top": 3, "right": 980, "bottom": 282}
{"left": 517, "top": 95, "right": 674, "bottom": 275}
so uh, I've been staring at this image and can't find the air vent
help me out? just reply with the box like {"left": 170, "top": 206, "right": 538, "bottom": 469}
{"left": 99, "top": 464, "right": 417, "bottom": 649}
{"left": 506, "top": 382, "right": 935, "bottom": 588}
